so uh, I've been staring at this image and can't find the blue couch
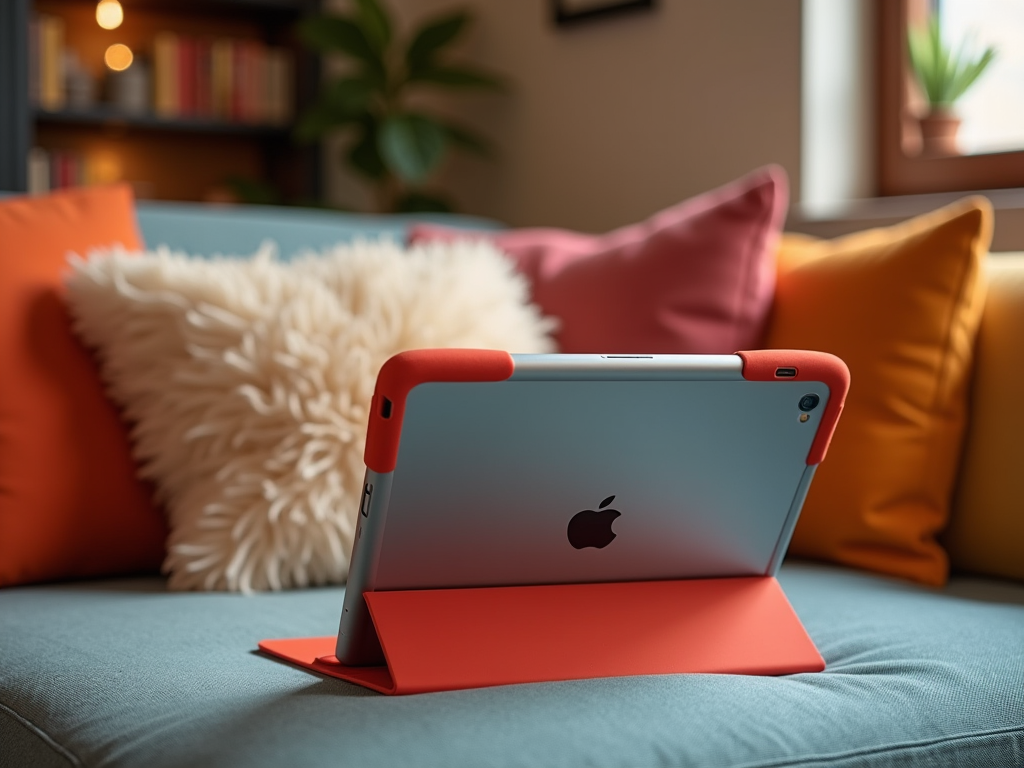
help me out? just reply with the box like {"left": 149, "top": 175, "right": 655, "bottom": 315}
{"left": 2, "top": 201, "right": 1022, "bottom": 768}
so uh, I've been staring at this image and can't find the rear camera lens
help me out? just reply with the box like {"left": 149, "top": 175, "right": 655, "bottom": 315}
{"left": 799, "top": 394, "right": 820, "bottom": 412}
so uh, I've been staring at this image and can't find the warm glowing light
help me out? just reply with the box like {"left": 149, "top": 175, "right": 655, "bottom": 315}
{"left": 104, "top": 43, "right": 133, "bottom": 71}
{"left": 95, "top": 0, "right": 123, "bottom": 30}
{"left": 87, "top": 150, "right": 122, "bottom": 185}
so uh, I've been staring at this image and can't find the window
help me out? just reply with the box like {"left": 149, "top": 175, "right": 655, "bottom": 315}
{"left": 877, "top": 0, "right": 1024, "bottom": 196}
{"left": 938, "top": 1, "right": 1024, "bottom": 155}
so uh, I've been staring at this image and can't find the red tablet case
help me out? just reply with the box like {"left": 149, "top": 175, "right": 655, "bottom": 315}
{"left": 260, "top": 349, "right": 848, "bottom": 695}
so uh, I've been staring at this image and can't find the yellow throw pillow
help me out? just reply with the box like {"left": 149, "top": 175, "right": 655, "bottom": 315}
{"left": 768, "top": 197, "right": 991, "bottom": 586}
{"left": 945, "top": 254, "right": 1024, "bottom": 582}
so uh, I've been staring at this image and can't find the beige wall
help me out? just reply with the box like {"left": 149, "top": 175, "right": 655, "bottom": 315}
{"left": 324, "top": 0, "right": 803, "bottom": 231}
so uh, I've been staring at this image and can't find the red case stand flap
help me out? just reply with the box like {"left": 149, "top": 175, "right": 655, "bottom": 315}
{"left": 259, "top": 576, "right": 824, "bottom": 695}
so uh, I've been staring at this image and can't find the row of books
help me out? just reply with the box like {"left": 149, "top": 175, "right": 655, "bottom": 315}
{"left": 27, "top": 148, "right": 91, "bottom": 195}
{"left": 152, "top": 33, "right": 295, "bottom": 126}
{"left": 29, "top": 16, "right": 295, "bottom": 127}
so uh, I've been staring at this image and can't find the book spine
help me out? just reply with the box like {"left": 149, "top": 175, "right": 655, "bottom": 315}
{"left": 211, "top": 38, "right": 233, "bottom": 120}
{"left": 27, "top": 147, "right": 50, "bottom": 194}
{"left": 39, "top": 15, "right": 66, "bottom": 111}
{"left": 51, "top": 150, "right": 67, "bottom": 190}
{"left": 266, "top": 48, "right": 287, "bottom": 126}
{"left": 251, "top": 42, "right": 264, "bottom": 124}
{"left": 196, "top": 39, "right": 213, "bottom": 118}
{"left": 153, "top": 32, "right": 179, "bottom": 118}
{"left": 179, "top": 36, "right": 194, "bottom": 117}
{"left": 243, "top": 41, "right": 261, "bottom": 123}
{"left": 231, "top": 41, "right": 245, "bottom": 122}
{"left": 49, "top": 150, "right": 58, "bottom": 190}
{"left": 62, "top": 152, "right": 74, "bottom": 189}
{"left": 254, "top": 41, "right": 268, "bottom": 124}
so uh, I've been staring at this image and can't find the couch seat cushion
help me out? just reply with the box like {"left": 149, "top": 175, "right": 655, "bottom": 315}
{"left": 1, "top": 563, "right": 1022, "bottom": 768}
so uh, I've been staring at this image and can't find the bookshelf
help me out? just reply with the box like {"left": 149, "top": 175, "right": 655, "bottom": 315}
{"left": 0, "top": 0, "right": 320, "bottom": 203}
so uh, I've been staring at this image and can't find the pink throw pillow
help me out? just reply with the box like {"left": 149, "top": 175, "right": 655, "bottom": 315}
{"left": 409, "top": 166, "right": 788, "bottom": 353}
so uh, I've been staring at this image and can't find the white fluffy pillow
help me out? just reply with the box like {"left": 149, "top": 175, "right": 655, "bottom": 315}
{"left": 65, "top": 238, "right": 556, "bottom": 592}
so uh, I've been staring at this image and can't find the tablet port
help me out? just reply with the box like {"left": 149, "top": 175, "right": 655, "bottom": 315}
{"left": 380, "top": 397, "right": 393, "bottom": 419}
{"left": 775, "top": 367, "right": 797, "bottom": 378}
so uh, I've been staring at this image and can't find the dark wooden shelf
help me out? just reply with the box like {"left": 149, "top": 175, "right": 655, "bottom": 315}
{"left": 35, "top": 107, "right": 292, "bottom": 138}
{"left": 0, "top": 0, "right": 321, "bottom": 199}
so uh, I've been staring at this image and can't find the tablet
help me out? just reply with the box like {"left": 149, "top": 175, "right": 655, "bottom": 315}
{"left": 337, "top": 348, "right": 849, "bottom": 666}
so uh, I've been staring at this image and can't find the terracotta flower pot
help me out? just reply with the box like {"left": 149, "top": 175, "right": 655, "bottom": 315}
{"left": 918, "top": 109, "right": 962, "bottom": 156}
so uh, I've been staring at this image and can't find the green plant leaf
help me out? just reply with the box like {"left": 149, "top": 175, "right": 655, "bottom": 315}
{"left": 948, "top": 45, "right": 996, "bottom": 103}
{"left": 325, "top": 76, "right": 377, "bottom": 113}
{"left": 297, "top": 15, "right": 384, "bottom": 77}
{"left": 441, "top": 121, "right": 494, "bottom": 158}
{"left": 353, "top": 0, "right": 392, "bottom": 54}
{"left": 908, "top": 24, "right": 934, "bottom": 100}
{"left": 933, "top": 22, "right": 952, "bottom": 101}
{"left": 293, "top": 76, "right": 377, "bottom": 142}
{"left": 348, "top": 121, "right": 389, "bottom": 181}
{"left": 396, "top": 190, "right": 454, "bottom": 213}
{"left": 379, "top": 114, "right": 447, "bottom": 184}
{"left": 293, "top": 102, "right": 358, "bottom": 143}
{"left": 907, "top": 17, "right": 996, "bottom": 108}
{"left": 408, "top": 65, "right": 506, "bottom": 90}
{"left": 405, "top": 12, "right": 470, "bottom": 75}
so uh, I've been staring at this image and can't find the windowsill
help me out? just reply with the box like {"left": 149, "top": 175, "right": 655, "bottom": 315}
{"left": 789, "top": 187, "right": 1024, "bottom": 252}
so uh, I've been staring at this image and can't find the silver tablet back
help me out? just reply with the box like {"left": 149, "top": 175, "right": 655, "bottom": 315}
{"left": 364, "top": 354, "right": 828, "bottom": 591}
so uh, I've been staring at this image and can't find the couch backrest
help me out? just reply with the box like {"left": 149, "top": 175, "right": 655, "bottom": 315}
{"left": 945, "top": 252, "right": 1024, "bottom": 582}
{"left": 135, "top": 201, "right": 501, "bottom": 259}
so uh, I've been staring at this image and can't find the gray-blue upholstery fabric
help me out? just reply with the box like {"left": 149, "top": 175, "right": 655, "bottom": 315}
{"left": 2, "top": 562, "right": 1022, "bottom": 768}
{"left": 134, "top": 201, "right": 500, "bottom": 260}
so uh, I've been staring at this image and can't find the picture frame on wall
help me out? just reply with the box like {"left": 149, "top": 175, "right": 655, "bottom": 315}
{"left": 552, "top": 0, "right": 655, "bottom": 27}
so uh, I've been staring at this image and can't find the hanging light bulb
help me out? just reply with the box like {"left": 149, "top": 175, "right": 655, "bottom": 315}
{"left": 96, "top": 0, "right": 124, "bottom": 30}
{"left": 104, "top": 43, "right": 133, "bottom": 71}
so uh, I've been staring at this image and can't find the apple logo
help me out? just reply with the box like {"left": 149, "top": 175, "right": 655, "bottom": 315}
{"left": 567, "top": 495, "right": 621, "bottom": 549}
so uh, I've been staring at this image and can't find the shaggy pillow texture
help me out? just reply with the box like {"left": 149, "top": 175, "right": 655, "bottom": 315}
{"left": 65, "top": 239, "right": 556, "bottom": 592}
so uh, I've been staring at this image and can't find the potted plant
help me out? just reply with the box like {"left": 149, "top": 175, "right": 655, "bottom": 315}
{"left": 907, "top": 17, "right": 996, "bottom": 156}
{"left": 295, "top": 0, "right": 505, "bottom": 213}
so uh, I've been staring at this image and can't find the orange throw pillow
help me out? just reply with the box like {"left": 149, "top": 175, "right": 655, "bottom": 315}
{"left": 0, "top": 185, "right": 166, "bottom": 587}
{"left": 767, "top": 197, "right": 991, "bottom": 586}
